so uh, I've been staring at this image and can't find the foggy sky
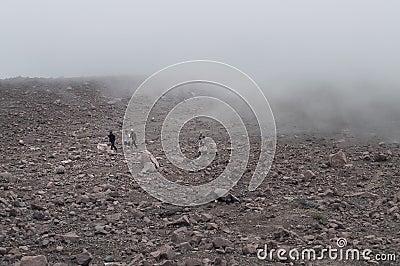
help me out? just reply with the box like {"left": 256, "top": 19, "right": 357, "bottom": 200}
{"left": 1, "top": 0, "right": 399, "bottom": 86}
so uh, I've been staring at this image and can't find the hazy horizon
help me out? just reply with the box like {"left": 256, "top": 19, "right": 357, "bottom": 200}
{"left": 1, "top": 0, "right": 400, "bottom": 140}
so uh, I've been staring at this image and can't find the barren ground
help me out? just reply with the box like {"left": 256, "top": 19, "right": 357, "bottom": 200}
{"left": 0, "top": 78, "right": 399, "bottom": 266}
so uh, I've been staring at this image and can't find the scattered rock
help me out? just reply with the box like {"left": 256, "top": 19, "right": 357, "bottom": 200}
{"left": 55, "top": 165, "right": 65, "bottom": 174}
{"left": 303, "top": 170, "right": 316, "bottom": 180}
{"left": 73, "top": 249, "right": 92, "bottom": 266}
{"left": 328, "top": 150, "right": 347, "bottom": 168}
{"left": 183, "top": 258, "right": 202, "bottom": 266}
{"left": 177, "top": 242, "right": 192, "bottom": 253}
{"left": 94, "top": 225, "right": 108, "bottom": 235}
{"left": 242, "top": 243, "right": 258, "bottom": 255}
{"left": 60, "top": 232, "right": 80, "bottom": 243}
{"left": 212, "top": 237, "right": 233, "bottom": 249}
{"left": 104, "top": 255, "right": 114, "bottom": 262}
{"left": 151, "top": 245, "right": 175, "bottom": 261}
{"left": 216, "top": 193, "right": 240, "bottom": 204}
{"left": 169, "top": 215, "right": 191, "bottom": 227}
{"left": 141, "top": 150, "right": 160, "bottom": 169}
{"left": 20, "top": 255, "right": 48, "bottom": 266}
{"left": 374, "top": 153, "right": 388, "bottom": 162}
{"left": 0, "top": 171, "right": 14, "bottom": 182}
{"left": 0, "top": 247, "right": 6, "bottom": 255}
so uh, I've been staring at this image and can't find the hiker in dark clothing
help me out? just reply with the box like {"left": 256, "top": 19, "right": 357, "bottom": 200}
{"left": 130, "top": 129, "right": 137, "bottom": 148}
{"left": 108, "top": 131, "right": 117, "bottom": 151}
{"left": 198, "top": 132, "right": 205, "bottom": 146}
{"left": 198, "top": 132, "right": 205, "bottom": 156}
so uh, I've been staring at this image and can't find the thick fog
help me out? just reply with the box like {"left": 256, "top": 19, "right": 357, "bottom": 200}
{"left": 1, "top": 0, "right": 399, "bottom": 80}
{"left": 1, "top": 0, "right": 399, "bottom": 139}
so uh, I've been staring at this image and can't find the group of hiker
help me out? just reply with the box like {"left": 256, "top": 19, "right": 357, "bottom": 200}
{"left": 107, "top": 129, "right": 137, "bottom": 151}
{"left": 107, "top": 130, "right": 205, "bottom": 153}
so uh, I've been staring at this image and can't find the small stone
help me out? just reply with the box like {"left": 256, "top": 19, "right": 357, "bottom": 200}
{"left": 33, "top": 211, "right": 47, "bottom": 220}
{"left": 106, "top": 213, "right": 121, "bottom": 223}
{"left": 76, "top": 195, "right": 91, "bottom": 204}
{"left": 169, "top": 215, "right": 191, "bottom": 227}
{"left": 61, "top": 232, "right": 80, "bottom": 243}
{"left": 212, "top": 237, "right": 233, "bottom": 249}
{"left": 74, "top": 249, "right": 92, "bottom": 266}
{"left": 93, "top": 186, "right": 102, "bottom": 193}
{"left": 31, "top": 201, "right": 45, "bottom": 210}
{"left": 388, "top": 206, "right": 399, "bottom": 214}
{"left": 55, "top": 166, "right": 65, "bottom": 174}
{"left": 303, "top": 170, "right": 316, "bottom": 180}
{"left": 323, "top": 189, "right": 335, "bottom": 197}
{"left": 95, "top": 225, "right": 108, "bottom": 235}
{"left": 206, "top": 222, "right": 218, "bottom": 230}
{"left": 61, "top": 159, "right": 73, "bottom": 166}
{"left": 217, "top": 193, "right": 240, "bottom": 203}
{"left": 20, "top": 255, "right": 48, "bottom": 266}
{"left": 159, "top": 260, "right": 176, "bottom": 266}
{"left": 131, "top": 209, "right": 145, "bottom": 219}
{"left": 374, "top": 153, "right": 387, "bottom": 162}
{"left": 328, "top": 151, "right": 347, "bottom": 168}
{"left": 177, "top": 242, "right": 192, "bottom": 253}
{"left": 104, "top": 255, "right": 114, "bottom": 262}
{"left": 214, "top": 258, "right": 227, "bottom": 266}
{"left": 150, "top": 245, "right": 175, "bottom": 260}
{"left": 0, "top": 247, "right": 7, "bottom": 255}
{"left": 242, "top": 243, "right": 258, "bottom": 255}
{"left": 184, "top": 258, "right": 202, "bottom": 266}
{"left": 362, "top": 152, "right": 373, "bottom": 161}
{"left": 0, "top": 172, "right": 14, "bottom": 182}
{"left": 225, "top": 246, "right": 234, "bottom": 253}
{"left": 200, "top": 213, "right": 213, "bottom": 222}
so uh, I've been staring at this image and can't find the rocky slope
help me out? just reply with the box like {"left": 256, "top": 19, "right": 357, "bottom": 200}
{"left": 0, "top": 78, "right": 399, "bottom": 266}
